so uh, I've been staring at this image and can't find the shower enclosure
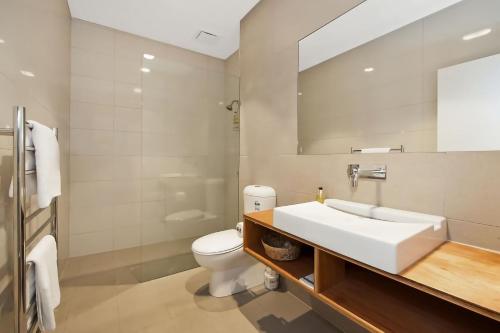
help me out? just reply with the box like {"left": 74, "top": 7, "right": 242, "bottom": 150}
{"left": 135, "top": 54, "right": 240, "bottom": 281}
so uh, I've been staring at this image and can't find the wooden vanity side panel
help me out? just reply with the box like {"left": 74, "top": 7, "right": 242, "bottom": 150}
{"left": 243, "top": 218, "right": 263, "bottom": 250}
{"left": 314, "top": 248, "right": 346, "bottom": 293}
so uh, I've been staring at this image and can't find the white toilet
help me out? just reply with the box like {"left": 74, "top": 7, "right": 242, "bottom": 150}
{"left": 192, "top": 185, "right": 276, "bottom": 297}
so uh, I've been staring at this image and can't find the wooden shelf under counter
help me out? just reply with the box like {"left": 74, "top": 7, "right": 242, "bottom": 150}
{"left": 244, "top": 209, "right": 500, "bottom": 333}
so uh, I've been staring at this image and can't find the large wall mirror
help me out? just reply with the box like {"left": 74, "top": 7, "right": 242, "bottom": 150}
{"left": 298, "top": 0, "right": 500, "bottom": 154}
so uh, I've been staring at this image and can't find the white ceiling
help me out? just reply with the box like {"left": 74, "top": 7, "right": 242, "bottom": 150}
{"left": 67, "top": 0, "right": 260, "bottom": 59}
{"left": 299, "top": 0, "right": 463, "bottom": 71}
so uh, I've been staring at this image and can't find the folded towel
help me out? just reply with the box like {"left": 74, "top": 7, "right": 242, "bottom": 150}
{"left": 27, "top": 121, "right": 61, "bottom": 208}
{"left": 27, "top": 235, "right": 60, "bottom": 331}
{"left": 8, "top": 121, "right": 59, "bottom": 208}
{"left": 299, "top": 273, "right": 314, "bottom": 289}
{"left": 360, "top": 147, "right": 391, "bottom": 153}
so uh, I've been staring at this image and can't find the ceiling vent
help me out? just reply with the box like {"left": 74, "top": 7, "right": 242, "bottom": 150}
{"left": 195, "top": 30, "right": 219, "bottom": 44}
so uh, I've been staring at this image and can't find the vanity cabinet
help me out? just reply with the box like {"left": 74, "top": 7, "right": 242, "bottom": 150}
{"left": 244, "top": 210, "right": 499, "bottom": 333}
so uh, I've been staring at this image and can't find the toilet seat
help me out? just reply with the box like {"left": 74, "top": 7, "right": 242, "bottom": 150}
{"left": 192, "top": 229, "right": 242, "bottom": 255}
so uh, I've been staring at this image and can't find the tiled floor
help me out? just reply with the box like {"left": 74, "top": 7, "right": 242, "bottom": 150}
{"left": 54, "top": 253, "right": 340, "bottom": 333}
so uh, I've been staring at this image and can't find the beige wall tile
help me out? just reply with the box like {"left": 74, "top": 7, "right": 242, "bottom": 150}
{"left": 444, "top": 152, "right": 500, "bottom": 227}
{"left": 114, "top": 30, "right": 148, "bottom": 60}
{"left": 71, "top": 181, "right": 114, "bottom": 207}
{"left": 112, "top": 180, "right": 141, "bottom": 204}
{"left": 115, "top": 58, "right": 142, "bottom": 85}
{"left": 113, "top": 203, "right": 141, "bottom": 227}
{"left": 114, "top": 107, "right": 142, "bottom": 132}
{"left": 141, "top": 156, "right": 168, "bottom": 178}
{"left": 71, "top": 75, "right": 114, "bottom": 105}
{"left": 112, "top": 156, "right": 142, "bottom": 180}
{"left": 71, "top": 19, "right": 114, "bottom": 56}
{"left": 113, "top": 131, "right": 141, "bottom": 156}
{"left": 142, "top": 132, "right": 167, "bottom": 156}
{"left": 142, "top": 110, "right": 168, "bottom": 133}
{"left": 0, "top": 0, "right": 71, "bottom": 260}
{"left": 115, "top": 82, "right": 142, "bottom": 108}
{"left": 142, "top": 179, "right": 164, "bottom": 202}
{"left": 70, "top": 129, "right": 114, "bottom": 155}
{"left": 113, "top": 225, "right": 141, "bottom": 250}
{"left": 71, "top": 48, "right": 114, "bottom": 81}
{"left": 141, "top": 201, "right": 165, "bottom": 225}
{"left": 448, "top": 219, "right": 500, "bottom": 251}
{"left": 71, "top": 155, "right": 114, "bottom": 182}
{"left": 69, "top": 230, "right": 113, "bottom": 257}
{"left": 70, "top": 102, "right": 114, "bottom": 130}
{"left": 70, "top": 204, "right": 113, "bottom": 234}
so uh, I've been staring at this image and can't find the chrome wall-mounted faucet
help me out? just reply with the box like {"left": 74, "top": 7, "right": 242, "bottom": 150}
{"left": 347, "top": 164, "right": 386, "bottom": 188}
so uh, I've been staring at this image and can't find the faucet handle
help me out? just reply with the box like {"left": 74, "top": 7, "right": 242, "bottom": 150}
{"left": 347, "top": 164, "right": 359, "bottom": 175}
{"left": 347, "top": 164, "right": 360, "bottom": 188}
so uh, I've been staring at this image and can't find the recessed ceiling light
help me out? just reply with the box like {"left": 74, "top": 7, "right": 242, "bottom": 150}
{"left": 133, "top": 88, "right": 142, "bottom": 94}
{"left": 0, "top": 39, "right": 5, "bottom": 44}
{"left": 140, "top": 67, "right": 151, "bottom": 73}
{"left": 143, "top": 53, "right": 155, "bottom": 60}
{"left": 20, "top": 70, "right": 35, "bottom": 77}
{"left": 462, "top": 28, "right": 492, "bottom": 41}
{"left": 298, "top": 92, "right": 303, "bottom": 96}
{"left": 218, "top": 101, "right": 224, "bottom": 105}
{"left": 364, "top": 67, "right": 375, "bottom": 73}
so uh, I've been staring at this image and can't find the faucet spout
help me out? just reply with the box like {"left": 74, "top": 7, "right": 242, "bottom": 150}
{"left": 347, "top": 164, "right": 386, "bottom": 189}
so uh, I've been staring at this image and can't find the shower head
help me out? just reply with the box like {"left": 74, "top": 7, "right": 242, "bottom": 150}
{"left": 226, "top": 100, "right": 240, "bottom": 111}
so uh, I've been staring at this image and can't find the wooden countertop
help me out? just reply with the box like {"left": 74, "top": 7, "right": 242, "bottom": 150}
{"left": 244, "top": 209, "right": 500, "bottom": 320}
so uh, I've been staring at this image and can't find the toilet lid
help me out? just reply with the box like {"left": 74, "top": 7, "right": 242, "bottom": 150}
{"left": 192, "top": 229, "right": 243, "bottom": 255}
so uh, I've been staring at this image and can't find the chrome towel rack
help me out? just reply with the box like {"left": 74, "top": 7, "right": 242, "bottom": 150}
{"left": 350, "top": 145, "right": 405, "bottom": 154}
{"left": 1, "top": 107, "right": 58, "bottom": 333}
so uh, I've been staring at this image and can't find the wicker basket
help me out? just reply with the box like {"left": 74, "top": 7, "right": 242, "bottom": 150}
{"left": 261, "top": 233, "right": 301, "bottom": 261}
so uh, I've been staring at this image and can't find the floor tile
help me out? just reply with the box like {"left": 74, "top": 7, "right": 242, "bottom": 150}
{"left": 56, "top": 252, "right": 339, "bottom": 333}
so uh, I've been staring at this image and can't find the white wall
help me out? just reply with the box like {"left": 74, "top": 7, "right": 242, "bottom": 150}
{"left": 438, "top": 53, "right": 500, "bottom": 152}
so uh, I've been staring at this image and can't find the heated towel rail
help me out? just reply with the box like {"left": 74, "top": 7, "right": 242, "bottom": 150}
{"left": 0, "top": 107, "right": 58, "bottom": 333}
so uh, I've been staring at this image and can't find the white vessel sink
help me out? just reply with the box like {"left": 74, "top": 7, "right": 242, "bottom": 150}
{"left": 273, "top": 199, "right": 447, "bottom": 274}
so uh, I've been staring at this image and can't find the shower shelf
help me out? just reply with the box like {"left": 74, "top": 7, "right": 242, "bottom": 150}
{"left": 243, "top": 210, "right": 499, "bottom": 333}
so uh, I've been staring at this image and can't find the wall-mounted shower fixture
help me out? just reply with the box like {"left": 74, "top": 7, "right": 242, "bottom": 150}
{"left": 226, "top": 100, "right": 240, "bottom": 111}
{"left": 347, "top": 164, "right": 386, "bottom": 188}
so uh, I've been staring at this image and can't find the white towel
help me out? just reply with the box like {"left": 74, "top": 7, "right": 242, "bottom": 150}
{"left": 8, "top": 122, "right": 59, "bottom": 207}
{"left": 27, "top": 121, "right": 61, "bottom": 208}
{"left": 360, "top": 147, "right": 391, "bottom": 153}
{"left": 8, "top": 150, "right": 37, "bottom": 197}
{"left": 27, "top": 235, "right": 60, "bottom": 331}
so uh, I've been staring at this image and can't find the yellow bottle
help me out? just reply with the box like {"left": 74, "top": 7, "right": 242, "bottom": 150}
{"left": 315, "top": 187, "right": 325, "bottom": 203}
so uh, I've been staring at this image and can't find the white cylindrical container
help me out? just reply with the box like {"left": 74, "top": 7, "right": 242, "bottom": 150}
{"left": 264, "top": 266, "right": 279, "bottom": 290}
{"left": 243, "top": 185, "right": 277, "bottom": 214}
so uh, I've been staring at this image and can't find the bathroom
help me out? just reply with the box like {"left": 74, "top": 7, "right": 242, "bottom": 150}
{"left": 0, "top": 0, "right": 499, "bottom": 332}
